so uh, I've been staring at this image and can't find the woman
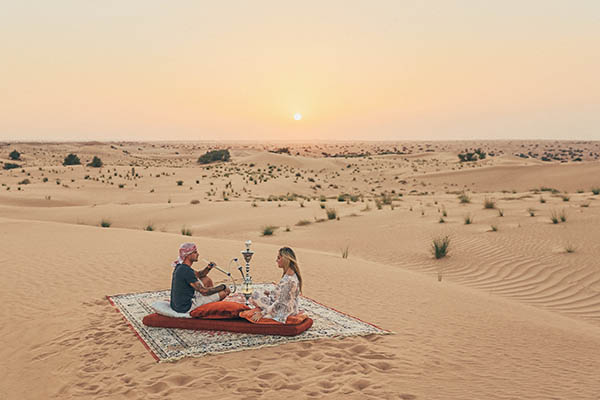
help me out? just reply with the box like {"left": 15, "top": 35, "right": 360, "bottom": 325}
{"left": 249, "top": 247, "right": 303, "bottom": 323}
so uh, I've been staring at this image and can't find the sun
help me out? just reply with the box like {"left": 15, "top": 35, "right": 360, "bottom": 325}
{"left": 293, "top": 113, "right": 302, "bottom": 121}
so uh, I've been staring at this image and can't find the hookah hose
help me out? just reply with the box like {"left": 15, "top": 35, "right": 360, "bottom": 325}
{"left": 202, "top": 258, "right": 237, "bottom": 293}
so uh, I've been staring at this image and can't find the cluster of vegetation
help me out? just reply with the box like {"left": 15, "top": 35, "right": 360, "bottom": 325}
{"left": 483, "top": 198, "right": 496, "bottom": 209}
{"left": 3, "top": 163, "right": 21, "bottom": 170}
{"left": 198, "top": 149, "right": 231, "bottom": 164}
{"left": 9, "top": 150, "right": 21, "bottom": 160}
{"left": 457, "top": 148, "right": 486, "bottom": 162}
{"left": 431, "top": 236, "right": 450, "bottom": 259}
{"left": 63, "top": 153, "right": 81, "bottom": 166}
{"left": 261, "top": 225, "right": 277, "bottom": 236}
{"left": 550, "top": 209, "right": 567, "bottom": 224}
{"left": 269, "top": 147, "right": 290, "bottom": 154}
{"left": 87, "top": 156, "right": 103, "bottom": 168}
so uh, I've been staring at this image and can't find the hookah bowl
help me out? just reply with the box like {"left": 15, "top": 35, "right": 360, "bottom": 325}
{"left": 240, "top": 240, "right": 254, "bottom": 305}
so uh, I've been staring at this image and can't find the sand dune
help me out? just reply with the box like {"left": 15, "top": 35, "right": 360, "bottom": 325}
{"left": 1, "top": 141, "right": 600, "bottom": 399}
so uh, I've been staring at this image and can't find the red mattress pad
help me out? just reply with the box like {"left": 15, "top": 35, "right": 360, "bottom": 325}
{"left": 142, "top": 313, "right": 313, "bottom": 336}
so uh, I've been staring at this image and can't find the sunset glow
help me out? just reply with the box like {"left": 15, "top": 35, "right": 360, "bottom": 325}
{"left": 1, "top": 1, "right": 599, "bottom": 141}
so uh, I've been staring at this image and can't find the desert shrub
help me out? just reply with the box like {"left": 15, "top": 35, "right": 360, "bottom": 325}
{"left": 458, "top": 193, "right": 471, "bottom": 203}
{"left": 540, "top": 196, "right": 546, "bottom": 203}
{"left": 181, "top": 226, "right": 193, "bottom": 236}
{"left": 341, "top": 245, "right": 349, "bottom": 259}
{"left": 42, "top": 177, "right": 48, "bottom": 182}
{"left": 87, "top": 156, "right": 103, "bottom": 168}
{"left": 559, "top": 209, "right": 567, "bottom": 222}
{"left": 3, "top": 163, "right": 21, "bottom": 170}
{"left": 9, "top": 150, "right": 21, "bottom": 160}
{"left": 176, "top": 180, "right": 184, "bottom": 186}
{"left": 561, "top": 195, "right": 570, "bottom": 202}
{"left": 564, "top": 243, "right": 576, "bottom": 253}
{"left": 431, "top": 236, "right": 450, "bottom": 259}
{"left": 144, "top": 224, "right": 154, "bottom": 231}
{"left": 296, "top": 220, "right": 311, "bottom": 226}
{"left": 118, "top": 184, "right": 125, "bottom": 188}
{"left": 261, "top": 225, "right": 277, "bottom": 236}
{"left": 439, "top": 217, "right": 445, "bottom": 223}
{"left": 591, "top": 187, "right": 600, "bottom": 195}
{"left": 100, "top": 219, "right": 111, "bottom": 228}
{"left": 337, "top": 193, "right": 349, "bottom": 202}
{"left": 190, "top": 199, "right": 200, "bottom": 204}
{"left": 326, "top": 208, "right": 337, "bottom": 220}
{"left": 18, "top": 179, "right": 30, "bottom": 185}
{"left": 319, "top": 203, "right": 326, "bottom": 209}
{"left": 550, "top": 210, "right": 560, "bottom": 224}
{"left": 497, "top": 208, "right": 504, "bottom": 217}
{"left": 483, "top": 197, "right": 496, "bottom": 209}
{"left": 528, "top": 208, "right": 535, "bottom": 216}
{"left": 197, "top": 149, "right": 230, "bottom": 164}
{"left": 375, "top": 199, "right": 382, "bottom": 209}
{"left": 63, "top": 153, "right": 81, "bottom": 166}
{"left": 464, "top": 214, "right": 474, "bottom": 224}
{"left": 490, "top": 225, "right": 498, "bottom": 232}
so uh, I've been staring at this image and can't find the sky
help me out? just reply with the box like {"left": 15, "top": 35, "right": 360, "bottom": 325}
{"left": 1, "top": 1, "right": 599, "bottom": 141}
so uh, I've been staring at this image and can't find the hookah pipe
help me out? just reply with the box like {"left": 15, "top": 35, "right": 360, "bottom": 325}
{"left": 202, "top": 258, "right": 237, "bottom": 293}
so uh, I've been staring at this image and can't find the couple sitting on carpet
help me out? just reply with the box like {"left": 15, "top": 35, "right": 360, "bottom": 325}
{"left": 170, "top": 243, "right": 303, "bottom": 323}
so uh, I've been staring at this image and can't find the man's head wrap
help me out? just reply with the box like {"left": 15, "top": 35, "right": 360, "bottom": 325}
{"left": 172, "top": 243, "right": 197, "bottom": 267}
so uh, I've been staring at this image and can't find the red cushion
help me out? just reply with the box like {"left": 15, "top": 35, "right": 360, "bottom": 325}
{"left": 142, "top": 313, "right": 313, "bottom": 336}
{"left": 189, "top": 301, "right": 250, "bottom": 319}
{"left": 239, "top": 309, "right": 308, "bottom": 325}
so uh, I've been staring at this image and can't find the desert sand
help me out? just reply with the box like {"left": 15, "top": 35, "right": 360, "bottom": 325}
{"left": 1, "top": 140, "right": 600, "bottom": 399}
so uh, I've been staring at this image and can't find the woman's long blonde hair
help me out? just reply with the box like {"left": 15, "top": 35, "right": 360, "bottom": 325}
{"left": 279, "top": 247, "right": 302, "bottom": 293}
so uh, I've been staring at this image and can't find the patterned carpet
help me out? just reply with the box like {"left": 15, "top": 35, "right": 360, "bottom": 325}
{"left": 107, "top": 283, "right": 391, "bottom": 362}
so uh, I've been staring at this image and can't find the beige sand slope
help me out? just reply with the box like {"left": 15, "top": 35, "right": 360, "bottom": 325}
{"left": 1, "top": 141, "right": 600, "bottom": 399}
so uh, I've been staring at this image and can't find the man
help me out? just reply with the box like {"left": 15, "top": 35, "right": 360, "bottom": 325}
{"left": 170, "top": 243, "right": 230, "bottom": 313}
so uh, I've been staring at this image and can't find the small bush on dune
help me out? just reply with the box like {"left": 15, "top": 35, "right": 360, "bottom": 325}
{"left": 9, "top": 150, "right": 21, "bottom": 160}
{"left": 63, "top": 153, "right": 81, "bottom": 166}
{"left": 197, "top": 149, "right": 230, "bottom": 164}
{"left": 100, "top": 219, "right": 111, "bottom": 228}
{"left": 483, "top": 197, "right": 496, "bottom": 209}
{"left": 497, "top": 208, "right": 504, "bottom": 217}
{"left": 261, "top": 225, "right": 277, "bottom": 236}
{"left": 341, "top": 245, "right": 349, "bottom": 259}
{"left": 190, "top": 199, "right": 200, "bottom": 204}
{"left": 3, "top": 163, "right": 21, "bottom": 170}
{"left": 296, "top": 220, "right": 311, "bottom": 226}
{"left": 592, "top": 187, "right": 600, "bottom": 195}
{"left": 181, "top": 226, "right": 192, "bottom": 236}
{"left": 431, "top": 236, "right": 450, "bottom": 259}
{"left": 326, "top": 208, "right": 337, "bottom": 220}
{"left": 559, "top": 209, "right": 567, "bottom": 222}
{"left": 464, "top": 214, "right": 474, "bottom": 225}
{"left": 145, "top": 224, "right": 154, "bottom": 231}
{"left": 458, "top": 193, "right": 471, "bottom": 204}
{"left": 87, "top": 156, "right": 103, "bottom": 168}
{"left": 528, "top": 208, "right": 535, "bottom": 217}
